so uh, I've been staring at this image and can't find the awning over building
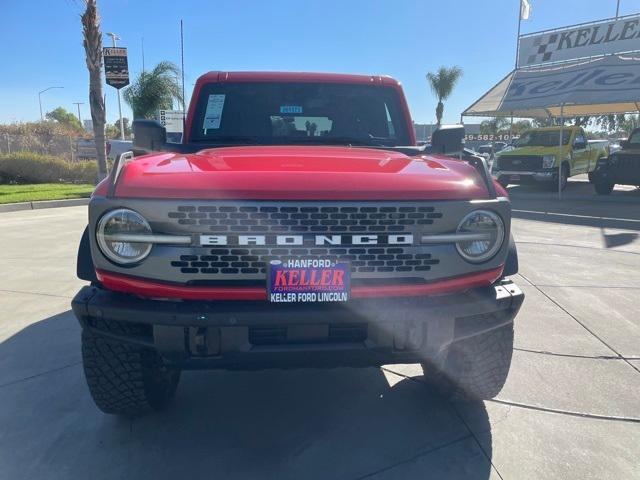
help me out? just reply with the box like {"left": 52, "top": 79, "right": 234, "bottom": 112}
{"left": 463, "top": 54, "right": 640, "bottom": 118}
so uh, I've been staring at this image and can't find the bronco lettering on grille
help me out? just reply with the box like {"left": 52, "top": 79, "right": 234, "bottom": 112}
{"left": 199, "top": 234, "right": 414, "bottom": 246}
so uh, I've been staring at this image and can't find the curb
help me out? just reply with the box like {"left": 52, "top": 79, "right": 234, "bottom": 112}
{"left": 509, "top": 191, "right": 640, "bottom": 203}
{"left": 0, "top": 197, "right": 89, "bottom": 213}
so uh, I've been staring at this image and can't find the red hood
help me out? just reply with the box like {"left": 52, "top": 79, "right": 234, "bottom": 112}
{"left": 112, "top": 146, "right": 490, "bottom": 200}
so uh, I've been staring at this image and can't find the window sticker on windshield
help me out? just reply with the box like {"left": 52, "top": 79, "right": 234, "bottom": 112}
{"left": 203, "top": 94, "right": 226, "bottom": 129}
{"left": 280, "top": 105, "right": 303, "bottom": 114}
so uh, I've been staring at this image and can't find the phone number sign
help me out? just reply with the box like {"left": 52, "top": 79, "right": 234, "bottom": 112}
{"left": 465, "top": 134, "right": 516, "bottom": 142}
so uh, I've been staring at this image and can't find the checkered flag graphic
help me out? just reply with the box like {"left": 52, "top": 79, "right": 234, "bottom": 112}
{"left": 526, "top": 33, "right": 559, "bottom": 65}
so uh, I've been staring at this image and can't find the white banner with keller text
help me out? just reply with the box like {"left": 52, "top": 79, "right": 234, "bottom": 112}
{"left": 518, "top": 14, "right": 640, "bottom": 67}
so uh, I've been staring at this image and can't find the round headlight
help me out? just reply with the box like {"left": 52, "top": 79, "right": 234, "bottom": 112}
{"left": 96, "top": 209, "right": 152, "bottom": 265}
{"left": 456, "top": 210, "right": 505, "bottom": 263}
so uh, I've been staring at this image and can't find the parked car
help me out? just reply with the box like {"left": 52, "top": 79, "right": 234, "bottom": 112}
{"left": 492, "top": 126, "right": 608, "bottom": 190}
{"left": 608, "top": 138, "right": 628, "bottom": 153}
{"left": 493, "top": 141, "right": 507, "bottom": 152}
{"left": 476, "top": 144, "right": 493, "bottom": 159}
{"left": 72, "top": 71, "right": 523, "bottom": 416}
{"left": 75, "top": 138, "right": 97, "bottom": 160}
{"left": 106, "top": 139, "right": 133, "bottom": 162}
{"left": 588, "top": 139, "right": 610, "bottom": 156}
{"left": 592, "top": 128, "right": 640, "bottom": 195}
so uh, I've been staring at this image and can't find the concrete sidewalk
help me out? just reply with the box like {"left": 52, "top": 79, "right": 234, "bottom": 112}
{"left": 0, "top": 203, "right": 638, "bottom": 479}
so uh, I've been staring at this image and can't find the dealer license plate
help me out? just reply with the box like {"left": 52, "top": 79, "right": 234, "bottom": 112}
{"left": 267, "top": 258, "right": 350, "bottom": 303}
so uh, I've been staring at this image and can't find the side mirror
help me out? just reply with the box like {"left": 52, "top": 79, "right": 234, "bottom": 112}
{"left": 430, "top": 125, "right": 465, "bottom": 154}
{"left": 133, "top": 119, "right": 167, "bottom": 153}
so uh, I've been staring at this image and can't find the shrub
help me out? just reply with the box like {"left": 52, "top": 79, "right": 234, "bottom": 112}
{"left": 0, "top": 152, "right": 97, "bottom": 184}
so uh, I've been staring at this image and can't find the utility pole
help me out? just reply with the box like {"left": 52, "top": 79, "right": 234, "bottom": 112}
{"left": 180, "top": 20, "right": 186, "bottom": 133}
{"left": 73, "top": 102, "right": 84, "bottom": 124}
{"left": 616, "top": 0, "right": 621, "bottom": 17}
{"left": 38, "top": 86, "right": 64, "bottom": 121}
{"left": 106, "top": 32, "right": 125, "bottom": 140}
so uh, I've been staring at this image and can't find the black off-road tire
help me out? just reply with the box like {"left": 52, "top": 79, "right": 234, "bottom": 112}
{"left": 548, "top": 163, "right": 569, "bottom": 191}
{"left": 594, "top": 177, "right": 614, "bottom": 195}
{"left": 422, "top": 323, "right": 514, "bottom": 401}
{"left": 81, "top": 319, "right": 181, "bottom": 416}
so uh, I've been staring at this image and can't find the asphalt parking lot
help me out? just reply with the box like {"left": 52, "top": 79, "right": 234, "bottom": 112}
{"left": 1, "top": 180, "right": 639, "bottom": 480}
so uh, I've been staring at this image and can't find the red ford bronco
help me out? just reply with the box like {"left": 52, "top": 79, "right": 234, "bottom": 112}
{"left": 72, "top": 72, "right": 523, "bottom": 415}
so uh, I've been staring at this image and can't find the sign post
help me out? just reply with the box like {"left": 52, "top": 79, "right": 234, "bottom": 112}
{"left": 558, "top": 104, "right": 565, "bottom": 201}
{"left": 103, "top": 43, "right": 129, "bottom": 140}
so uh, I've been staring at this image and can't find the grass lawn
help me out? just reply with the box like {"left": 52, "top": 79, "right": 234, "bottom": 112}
{"left": 0, "top": 183, "right": 94, "bottom": 204}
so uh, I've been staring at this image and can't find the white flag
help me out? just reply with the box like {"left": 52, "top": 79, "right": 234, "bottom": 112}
{"left": 520, "top": 0, "right": 531, "bottom": 20}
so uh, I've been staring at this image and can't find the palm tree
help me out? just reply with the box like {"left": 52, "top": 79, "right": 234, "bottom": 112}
{"left": 81, "top": 0, "right": 108, "bottom": 180}
{"left": 426, "top": 66, "right": 463, "bottom": 127}
{"left": 123, "top": 62, "right": 184, "bottom": 119}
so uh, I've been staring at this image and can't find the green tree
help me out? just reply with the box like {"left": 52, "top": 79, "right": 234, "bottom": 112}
{"left": 123, "top": 61, "right": 183, "bottom": 119}
{"left": 511, "top": 120, "right": 533, "bottom": 135}
{"left": 45, "top": 107, "right": 82, "bottom": 131}
{"left": 81, "top": 0, "right": 108, "bottom": 180}
{"left": 106, "top": 117, "right": 131, "bottom": 139}
{"left": 480, "top": 118, "right": 510, "bottom": 135}
{"left": 426, "top": 66, "right": 463, "bottom": 126}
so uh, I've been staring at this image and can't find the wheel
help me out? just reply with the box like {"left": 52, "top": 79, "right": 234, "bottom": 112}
{"left": 559, "top": 163, "right": 569, "bottom": 191}
{"left": 81, "top": 319, "right": 181, "bottom": 416}
{"left": 422, "top": 323, "right": 514, "bottom": 400}
{"left": 548, "top": 163, "right": 569, "bottom": 191}
{"left": 594, "top": 177, "right": 614, "bottom": 195}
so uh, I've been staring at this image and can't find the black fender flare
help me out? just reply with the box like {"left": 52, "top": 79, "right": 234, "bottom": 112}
{"left": 503, "top": 233, "right": 519, "bottom": 276}
{"left": 77, "top": 226, "right": 98, "bottom": 283}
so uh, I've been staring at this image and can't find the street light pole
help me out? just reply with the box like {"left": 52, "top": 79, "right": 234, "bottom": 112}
{"left": 73, "top": 102, "right": 84, "bottom": 124}
{"left": 38, "top": 86, "right": 64, "bottom": 121}
{"left": 106, "top": 32, "right": 125, "bottom": 140}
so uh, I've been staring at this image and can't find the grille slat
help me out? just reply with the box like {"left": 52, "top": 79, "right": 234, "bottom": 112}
{"left": 612, "top": 155, "right": 640, "bottom": 181}
{"left": 169, "top": 245, "right": 440, "bottom": 275}
{"left": 498, "top": 155, "right": 543, "bottom": 171}
{"left": 165, "top": 203, "right": 444, "bottom": 279}
{"left": 169, "top": 204, "right": 442, "bottom": 233}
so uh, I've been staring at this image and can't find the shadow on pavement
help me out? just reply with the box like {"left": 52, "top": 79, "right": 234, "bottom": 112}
{"left": 0, "top": 311, "right": 494, "bottom": 480}
{"left": 601, "top": 232, "right": 639, "bottom": 248}
{"left": 506, "top": 179, "right": 640, "bottom": 201}
{"left": 507, "top": 181, "right": 640, "bottom": 237}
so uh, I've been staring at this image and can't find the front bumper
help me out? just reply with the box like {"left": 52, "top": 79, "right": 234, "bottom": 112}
{"left": 72, "top": 281, "right": 524, "bottom": 370}
{"left": 494, "top": 170, "right": 557, "bottom": 184}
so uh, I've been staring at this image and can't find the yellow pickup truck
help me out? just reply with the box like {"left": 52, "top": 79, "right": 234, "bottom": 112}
{"left": 492, "top": 126, "right": 608, "bottom": 190}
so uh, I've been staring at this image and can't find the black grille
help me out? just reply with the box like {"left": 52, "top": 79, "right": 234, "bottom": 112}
{"left": 612, "top": 154, "right": 640, "bottom": 181}
{"left": 498, "top": 156, "right": 543, "bottom": 171}
{"left": 249, "top": 324, "right": 367, "bottom": 346}
{"left": 170, "top": 246, "right": 439, "bottom": 275}
{"left": 167, "top": 205, "right": 443, "bottom": 233}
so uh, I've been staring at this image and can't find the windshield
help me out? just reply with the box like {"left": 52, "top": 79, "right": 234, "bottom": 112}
{"left": 516, "top": 130, "right": 571, "bottom": 147}
{"left": 189, "top": 82, "right": 411, "bottom": 146}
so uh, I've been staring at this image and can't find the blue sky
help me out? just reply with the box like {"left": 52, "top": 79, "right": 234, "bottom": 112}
{"left": 1, "top": 0, "right": 638, "bottom": 125}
